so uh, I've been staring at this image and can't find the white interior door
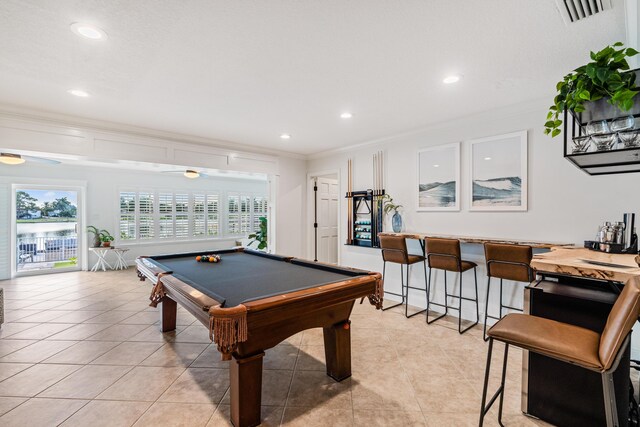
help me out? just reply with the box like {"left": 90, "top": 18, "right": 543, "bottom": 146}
{"left": 316, "top": 177, "right": 339, "bottom": 264}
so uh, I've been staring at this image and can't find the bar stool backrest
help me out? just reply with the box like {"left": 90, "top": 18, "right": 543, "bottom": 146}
{"left": 484, "top": 243, "right": 533, "bottom": 283}
{"left": 379, "top": 235, "right": 409, "bottom": 264}
{"left": 425, "top": 237, "right": 461, "bottom": 271}
{"left": 599, "top": 277, "right": 640, "bottom": 370}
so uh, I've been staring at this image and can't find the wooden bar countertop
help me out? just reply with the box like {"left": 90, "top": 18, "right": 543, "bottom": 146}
{"left": 531, "top": 246, "right": 640, "bottom": 283}
{"left": 378, "top": 232, "right": 573, "bottom": 250}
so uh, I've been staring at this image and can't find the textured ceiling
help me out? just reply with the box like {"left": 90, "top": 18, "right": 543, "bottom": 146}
{"left": 0, "top": 0, "right": 628, "bottom": 155}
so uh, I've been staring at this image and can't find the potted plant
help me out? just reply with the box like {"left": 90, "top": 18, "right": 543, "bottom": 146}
{"left": 87, "top": 226, "right": 101, "bottom": 248}
{"left": 545, "top": 42, "right": 639, "bottom": 138}
{"left": 248, "top": 217, "right": 268, "bottom": 251}
{"left": 382, "top": 195, "right": 403, "bottom": 233}
{"left": 99, "top": 230, "right": 115, "bottom": 247}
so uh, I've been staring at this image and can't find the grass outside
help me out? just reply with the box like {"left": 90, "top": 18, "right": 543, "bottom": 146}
{"left": 53, "top": 260, "right": 77, "bottom": 268}
{"left": 17, "top": 218, "right": 76, "bottom": 223}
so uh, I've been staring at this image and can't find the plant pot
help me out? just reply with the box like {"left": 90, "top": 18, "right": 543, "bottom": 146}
{"left": 102, "top": 241, "right": 111, "bottom": 248}
{"left": 93, "top": 236, "right": 101, "bottom": 248}
{"left": 392, "top": 212, "right": 403, "bottom": 233}
{"left": 573, "top": 70, "right": 640, "bottom": 124}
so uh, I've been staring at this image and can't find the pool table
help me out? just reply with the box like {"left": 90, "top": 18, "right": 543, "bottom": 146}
{"left": 136, "top": 248, "right": 382, "bottom": 427}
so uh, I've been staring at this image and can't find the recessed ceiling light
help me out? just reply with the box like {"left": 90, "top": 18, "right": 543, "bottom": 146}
{"left": 443, "top": 75, "right": 462, "bottom": 84}
{"left": 433, "top": 164, "right": 440, "bottom": 168}
{"left": 67, "top": 89, "right": 89, "bottom": 97}
{"left": 0, "top": 153, "right": 25, "bottom": 165}
{"left": 184, "top": 170, "right": 200, "bottom": 179}
{"left": 340, "top": 112, "right": 353, "bottom": 119}
{"left": 70, "top": 23, "right": 107, "bottom": 40}
{"left": 484, "top": 157, "right": 492, "bottom": 161}
{"left": 280, "top": 134, "right": 291, "bottom": 140}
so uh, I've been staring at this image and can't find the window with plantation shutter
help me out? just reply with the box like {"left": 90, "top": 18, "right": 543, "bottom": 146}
{"left": 138, "top": 192, "right": 154, "bottom": 239}
{"left": 175, "top": 193, "right": 189, "bottom": 237}
{"left": 193, "top": 194, "right": 206, "bottom": 236}
{"left": 240, "top": 196, "right": 252, "bottom": 233}
{"left": 207, "top": 194, "right": 219, "bottom": 236}
{"left": 118, "top": 189, "right": 265, "bottom": 243}
{"left": 158, "top": 193, "right": 174, "bottom": 238}
{"left": 228, "top": 194, "right": 240, "bottom": 234}
{"left": 119, "top": 192, "right": 136, "bottom": 240}
{"left": 253, "top": 196, "right": 268, "bottom": 230}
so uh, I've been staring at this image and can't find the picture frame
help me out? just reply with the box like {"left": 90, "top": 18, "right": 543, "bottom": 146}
{"left": 417, "top": 142, "right": 460, "bottom": 211}
{"left": 468, "top": 130, "right": 527, "bottom": 211}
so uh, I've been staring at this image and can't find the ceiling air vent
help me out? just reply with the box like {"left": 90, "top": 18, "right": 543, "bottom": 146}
{"left": 556, "top": 0, "right": 613, "bottom": 24}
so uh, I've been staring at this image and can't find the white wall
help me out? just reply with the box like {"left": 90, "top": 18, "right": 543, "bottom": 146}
{"left": 308, "top": 99, "right": 640, "bottom": 323}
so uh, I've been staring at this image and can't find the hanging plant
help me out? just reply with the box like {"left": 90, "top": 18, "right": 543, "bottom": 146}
{"left": 545, "top": 42, "right": 640, "bottom": 138}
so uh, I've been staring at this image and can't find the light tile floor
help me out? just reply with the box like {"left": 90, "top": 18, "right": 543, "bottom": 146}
{"left": 0, "top": 269, "right": 578, "bottom": 426}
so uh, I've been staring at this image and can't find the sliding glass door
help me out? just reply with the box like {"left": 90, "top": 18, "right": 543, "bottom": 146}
{"left": 14, "top": 186, "right": 82, "bottom": 274}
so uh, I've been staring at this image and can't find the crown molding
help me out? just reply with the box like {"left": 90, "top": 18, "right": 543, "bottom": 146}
{"left": 0, "top": 103, "right": 306, "bottom": 161}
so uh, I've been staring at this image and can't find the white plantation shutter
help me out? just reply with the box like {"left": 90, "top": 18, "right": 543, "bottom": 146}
{"left": 207, "top": 194, "right": 219, "bottom": 236}
{"left": 119, "top": 192, "right": 136, "bottom": 240}
{"left": 240, "top": 196, "right": 251, "bottom": 233}
{"left": 158, "top": 193, "right": 173, "bottom": 238}
{"left": 175, "top": 193, "right": 189, "bottom": 237}
{"left": 228, "top": 194, "right": 240, "bottom": 234}
{"left": 193, "top": 194, "right": 206, "bottom": 236}
{"left": 138, "top": 192, "right": 154, "bottom": 239}
{"left": 0, "top": 184, "right": 9, "bottom": 279}
{"left": 117, "top": 190, "right": 265, "bottom": 242}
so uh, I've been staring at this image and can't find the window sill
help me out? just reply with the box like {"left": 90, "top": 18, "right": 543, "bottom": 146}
{"left": 114, "top": 236, "right": 246, "bottom": 247}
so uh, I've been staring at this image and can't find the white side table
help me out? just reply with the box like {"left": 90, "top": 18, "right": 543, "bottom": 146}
{"left": 89, "top": 247, "right": 113, "bottom": 272}
{"left": 112, "top": 248, "right": 129, "bottom": 270}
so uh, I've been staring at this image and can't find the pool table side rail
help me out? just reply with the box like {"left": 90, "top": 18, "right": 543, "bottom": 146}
{"left": 136, "top": 252, "right": 383, "bottom": 360}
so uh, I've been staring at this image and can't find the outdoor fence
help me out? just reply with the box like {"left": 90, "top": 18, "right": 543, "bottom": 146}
{"left": 17, "top": 235, "right": 78, "bottom": 266}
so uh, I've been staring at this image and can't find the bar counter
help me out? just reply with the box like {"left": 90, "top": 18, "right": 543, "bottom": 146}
{"left": 378, "top": 231, "right": 573, "bottom": 249}
{"left": 531, "top": 246, "right": 640, "bottom": 283}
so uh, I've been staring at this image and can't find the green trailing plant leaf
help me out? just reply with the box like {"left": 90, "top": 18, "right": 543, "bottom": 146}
{"left": 545, "top": 42, "right": 640, "bottom": 138}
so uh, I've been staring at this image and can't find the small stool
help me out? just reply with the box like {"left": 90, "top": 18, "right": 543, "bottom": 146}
{"left": 479, "top": 276, "right": 640, "bottom": 427}
{"left": 379, "top": 235, "right": 428, "bottom": 318}
{"left": 482, "top": 243, "right": 534, "bottom": 341}
{"left": 425, "top": 237, "right": 479, "bottom": 334}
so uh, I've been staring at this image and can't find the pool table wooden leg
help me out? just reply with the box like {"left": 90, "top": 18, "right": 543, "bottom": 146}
{"left": 323, "top": 320, "right": 352, "bottom": 381}
{"left": 230, "top": 352, "right": 264, "bottom": 427}
{"left": 159, "top": 297, "right": 177, "bottom": 332}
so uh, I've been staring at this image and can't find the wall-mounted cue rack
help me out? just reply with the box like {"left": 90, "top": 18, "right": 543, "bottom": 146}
{"left": 345, "top": 151, "right": 385, "bottom": 248}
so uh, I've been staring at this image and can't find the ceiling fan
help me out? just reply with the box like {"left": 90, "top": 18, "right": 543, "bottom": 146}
{"left": 0, "top": 153, "right": 61, "bottom": 165}
{"left": 161, "top": 169, "right": 208, "bottom": 179}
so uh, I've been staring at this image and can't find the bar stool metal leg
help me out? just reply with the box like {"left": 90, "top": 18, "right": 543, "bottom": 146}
{"left": 426, "top": 268, "right": 447, "bottom": 324}
{"left": 405, "top": 263, "right": 428, "bottom": 319}
{"left": 381, "top": 260, "right": 404, "bottom": 311}
{"left": 483, "top": 276, "right": 492, "bottom": 341}
{"left": 479, "top": 338, "right": 509, "bottom": 427}
{"left": 457, "top": 267, "right": 479, "bottom": 334}
{"left": 601, "top": 372, "right": 619, "bottom": 427}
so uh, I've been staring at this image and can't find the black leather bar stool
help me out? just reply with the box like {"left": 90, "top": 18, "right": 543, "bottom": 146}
{"left": 482, "top": 243, "right": 534, "bottom": 341}
{"left": 378, "top": 235, "right": 428, "bottom": 318}
{"left": 479, "top": 277, "right": 640, "bottom": 427}
{"left": 425, "top": 237, "right": 479, "bottom": 334}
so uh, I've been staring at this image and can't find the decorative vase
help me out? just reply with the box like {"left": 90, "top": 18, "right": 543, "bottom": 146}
{"left": 392, "top": 212, "right": 402, "bottom": 233}
{"left": 93, "top": 235, "right": 101, "bottom": 248}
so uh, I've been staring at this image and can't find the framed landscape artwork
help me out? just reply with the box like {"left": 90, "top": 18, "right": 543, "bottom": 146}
{"left": 417, "top": 142, "right": 460, "bottom": 211}
{"left": 469, "top": 130, "right": 527, "bottom": 211}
